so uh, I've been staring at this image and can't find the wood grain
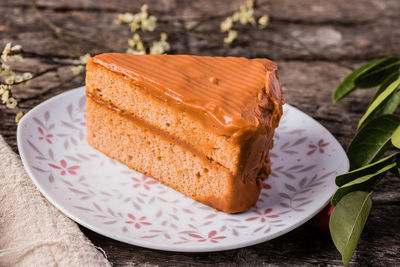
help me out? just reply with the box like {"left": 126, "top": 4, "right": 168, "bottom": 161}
{"left": 1, "top": 0, "right": 399, "bottom": 266}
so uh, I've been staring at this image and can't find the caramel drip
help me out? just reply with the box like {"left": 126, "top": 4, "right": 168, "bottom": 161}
{"left": 93, "top": 53, "right": 282, "bottom": 141}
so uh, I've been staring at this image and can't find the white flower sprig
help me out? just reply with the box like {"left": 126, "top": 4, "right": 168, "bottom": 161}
{"left": 1, "top": 44, "right": 32, "bottom": 85}
{"left": 70, "top": 53, "right": 91, "bottom": 75}
{"left": 126, "top": 33, "right": 146, "bottom": 55}
{"left": 149, "top": 33, "right": 170, "bottom": 55}
{"left": 15, "top": 111, "right": 23, "bottom": 124}
{"left": 116, "top": 4, "right": 170, "bottom": 55}
{"left": 116, "top": 4, "right": 157, "bottom": 32}
{"left": 1, "top": 43, "right": 23, "bottom": 62}
{"left": 0, "top": 43, "right": 34, "bottom": 123}
{"left": 220, "top": 0, "right": 269, "bottom": 45}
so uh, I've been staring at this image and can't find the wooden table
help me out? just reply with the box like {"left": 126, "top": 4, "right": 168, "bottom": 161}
{"left": 1, "top": 0, "right": 399, "bottom": 265}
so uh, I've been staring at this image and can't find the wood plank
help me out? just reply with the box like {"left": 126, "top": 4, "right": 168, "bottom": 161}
{"left": 0, "top": 0, "right": 399, "bottom": 265}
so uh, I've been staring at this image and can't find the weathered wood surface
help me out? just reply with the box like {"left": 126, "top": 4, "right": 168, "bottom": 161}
{"left": 1, "top": 0, "right": 399, "bottom": 266}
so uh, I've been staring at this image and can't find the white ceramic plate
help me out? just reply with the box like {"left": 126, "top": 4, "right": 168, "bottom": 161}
{"left": 17, "top": 86, "right": 349, "bottom": 252}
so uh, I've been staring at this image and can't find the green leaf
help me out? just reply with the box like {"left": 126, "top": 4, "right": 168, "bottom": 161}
{"left": 336, "top": 152, "right": 399, "bottom": 186}
{"left": 332, "top": 58, "right": 389, "bottom": 103}
{"left": 358, "top": 77, "right": 400, "bottom": 129}
{"left": 396, "top": 156, "right": 400, "bottom": 177}
{"left": 354, "top": 57, "right": 400, "bottom": 88}
{"left": 331, "top": 162, "right": 395, "bottom": 206}
{"left": 361, "top": 74, "right": 400, "bottom": 126}
{"left": 370, "top": 71, "right": 400, "bottom": 102}
{"left": 348, "top": 114, "right": 400, "bottom": 170}
{"left": 392, "top": 124, "right": 400, "bottom": 149}
{"left": 330, "top": 191, "right": 372, "bottom": 265}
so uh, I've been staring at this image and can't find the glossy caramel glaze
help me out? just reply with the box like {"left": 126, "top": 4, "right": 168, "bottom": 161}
{"left": 93, "top": 53, "right": 283, "bottom": 144}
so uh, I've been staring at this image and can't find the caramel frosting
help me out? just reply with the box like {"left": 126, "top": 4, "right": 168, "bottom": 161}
{"left": 93, "top": 53, "right": 283, "bottom": 143}
{"left": 91, "top": 53, "right": 284, "bottom": 197}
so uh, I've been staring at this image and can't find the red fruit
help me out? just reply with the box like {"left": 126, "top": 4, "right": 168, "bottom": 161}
{"left": 314, "top": 203, "right": 334, "bottom": 234}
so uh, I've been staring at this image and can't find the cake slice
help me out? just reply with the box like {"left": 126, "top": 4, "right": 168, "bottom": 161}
{"left": 85, "top": 53, "right": 284, "bottom": 213}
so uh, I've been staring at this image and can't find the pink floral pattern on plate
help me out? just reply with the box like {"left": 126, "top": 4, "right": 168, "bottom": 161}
{"left": 17, "top": 87, "right": 349, "bottom": 252}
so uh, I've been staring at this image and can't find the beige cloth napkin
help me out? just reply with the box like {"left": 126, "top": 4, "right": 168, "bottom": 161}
{"left": 0, "top": 136, "right": 111, "bottom": 267}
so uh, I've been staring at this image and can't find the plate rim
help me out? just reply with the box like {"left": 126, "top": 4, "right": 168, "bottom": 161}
{"left": 17, "top": 86, "right": 349, "bottom": 252}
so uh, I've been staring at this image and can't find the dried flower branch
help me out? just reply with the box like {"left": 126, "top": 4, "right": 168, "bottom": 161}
{"left": 32, "top": 3, "right": 117, "bottom": 52}
{"left": 116, "top": 4, "right": 157, "bottom": 32}
{"left": 70, "top": 53, "right": 91, "bottom": 75}
{"left": 0, "top": 43, "right": 35, "bottom": 123}
{"left": 150, "top": 33, "right": 170, "bottom": 55}
{"left": 116, "top": 4, "right": 170, "bottom": 55}
{"left": 1, "top": 43, "right": 23, "bottom": 62}
{"left": 127, "top": 33, "right": 146, "bottom": 55}
{"left": 223, "top": 30, "right": 238, "bottom": 45}
{"left": 15, "top": 111, "right": 23, "bottom": 124}
{"left": 258, "top": 15, "right": 269, "bottom": 29}
{"left": 220, "top": 0, "right": 269, "bottom": 45}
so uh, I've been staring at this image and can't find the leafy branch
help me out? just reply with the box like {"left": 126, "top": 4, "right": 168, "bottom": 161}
{"left": 330, "top": 57, "right": 400, "bottom": 264}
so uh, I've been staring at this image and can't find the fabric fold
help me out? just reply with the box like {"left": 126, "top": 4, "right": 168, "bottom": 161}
{"left": 0, "top": 135, "right": 110, "bottom": 267}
